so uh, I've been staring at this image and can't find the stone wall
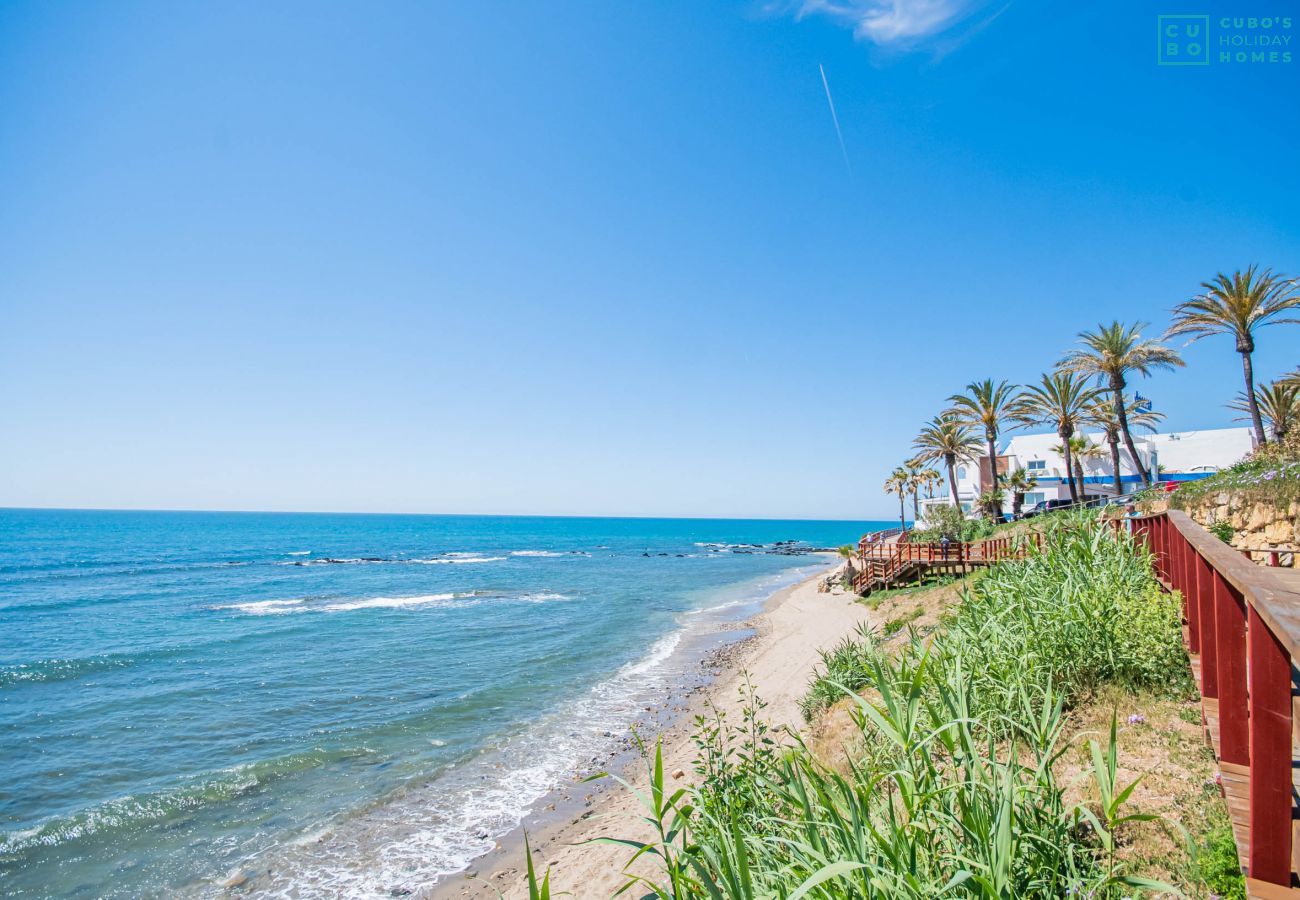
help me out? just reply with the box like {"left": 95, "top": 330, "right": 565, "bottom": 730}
{"left": 1176, "top": 493, "right": 1299, "bottom": 567}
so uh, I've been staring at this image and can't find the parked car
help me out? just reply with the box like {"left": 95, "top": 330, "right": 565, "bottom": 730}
{"left": 1021, "top": 498, "right": 1075, "bottom": 518}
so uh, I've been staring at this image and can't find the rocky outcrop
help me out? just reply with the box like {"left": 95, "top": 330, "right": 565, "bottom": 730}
{"left": 819, "top": 561, "right": 853, "bottom": 593}
{"left": 1179, "top": 493, "right": 1299, "bottom": 567}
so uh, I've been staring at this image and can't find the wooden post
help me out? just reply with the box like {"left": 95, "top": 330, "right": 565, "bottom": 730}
{"left": 1196, "top": 550, "right": 1218, "bottom": 698}
{"left": 1214, "top": 572, "right": 1248, "bottom": 765}
{"left": 1247, "top": 605, "right": 1293, "bottom": 885}
{"left": 1156, "top": 516, "right": 1168, "bottom": 583}
{"left": 1181, "top": 529, "right": 1201, "bottom": 654}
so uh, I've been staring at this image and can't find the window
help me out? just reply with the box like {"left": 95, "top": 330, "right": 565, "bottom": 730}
{"left": 1023, "top": 492, "right": 1045, "bottom": 507}
{"left": 1027, "top": 460, "right": 1046, "bottom": 471}
{"left": 957, "top": 466, "right": 968, "bottom": 480}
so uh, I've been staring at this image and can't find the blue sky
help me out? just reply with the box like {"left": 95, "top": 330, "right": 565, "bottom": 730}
{"left": 1, "top": 1, "right": 1296, "bottom": 519}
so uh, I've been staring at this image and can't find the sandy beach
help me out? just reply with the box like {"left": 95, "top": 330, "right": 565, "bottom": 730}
{"left": 433, "top": 560, "right": 872, "bottom": 899}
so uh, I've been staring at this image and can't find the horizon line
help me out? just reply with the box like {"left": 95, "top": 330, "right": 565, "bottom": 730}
{"left": 0, "top": 504, "right": 893, "bottom": 524}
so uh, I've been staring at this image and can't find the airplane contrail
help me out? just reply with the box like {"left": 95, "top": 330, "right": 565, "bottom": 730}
{"left": 818, "top": 63, "right": 852, "bottom": 177}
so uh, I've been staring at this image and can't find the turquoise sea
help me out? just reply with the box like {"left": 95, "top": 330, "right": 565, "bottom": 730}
{"left": 0, "top": 509, "right": 881, "bottom": 897}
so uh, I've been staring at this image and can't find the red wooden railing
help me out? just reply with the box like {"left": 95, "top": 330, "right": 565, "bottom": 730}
{"left": 1132, "top": 510, "right": 1300, "bottom": 893}
{"left": 858, "top": 527, "right": 907, "bottom": 552}
{"left": 851, "top": 532, "right": 1043, "bottom": 593}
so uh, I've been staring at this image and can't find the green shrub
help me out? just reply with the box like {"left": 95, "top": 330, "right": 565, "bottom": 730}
{"left": 910, "top": 502, "right": 994, "bottom": 543}
{"left": 799, "top": 623, "right": 882, "bottom": 720}
{"left": 1209, "top": 520, "right": 1234, "bottom": 543}
{"left": 936, "top": 512, "right": 1192, "bottom": 720}
{"left": 1191, "top": 822, "right": 1246, "bottom": 900}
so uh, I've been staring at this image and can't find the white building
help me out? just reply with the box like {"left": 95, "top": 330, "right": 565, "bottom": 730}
{"left": 914, "top": 426, "right": 1254, "bottom": 526}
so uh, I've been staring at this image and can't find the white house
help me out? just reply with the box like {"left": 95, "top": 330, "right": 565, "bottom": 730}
{"left": 914, "top": 426, "right": 1254, "bottom": 526}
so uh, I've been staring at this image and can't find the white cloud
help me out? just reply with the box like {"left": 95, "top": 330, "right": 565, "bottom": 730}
{"left": 790, "top": 0, "right": 990, "bottom": 47}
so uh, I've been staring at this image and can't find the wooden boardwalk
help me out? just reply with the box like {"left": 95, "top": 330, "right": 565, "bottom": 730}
{"left": 851, "top": 531, "right": 1041, "bottom": 595}
{"left": 1135, "top": 512, "right": 1300, "bottom": 897}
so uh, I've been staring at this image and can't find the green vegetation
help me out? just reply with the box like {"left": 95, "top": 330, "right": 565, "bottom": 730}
{"left": 1167, "top": 265, "right": 1300, "bottom": 447}
{"left": 1059, "top": 321, "right": 1185, "bottom": 489}
{"left": 1209, "top": 520, "right": 1234, "bottom": 543}
{"left": 1012, "top": 371, "right": 1107, "bottom": 504}
{"left": 947, "top": 379, "right": 1020, "bottom": 520}
{"left": 1228, "top": 378, "right": 1299, "bottom": 443}
{"left": 1191, "top": 822, "right": 1247, "bottom": 900}
{"left": 880, "top": 606, "right": 923, "bottom": 637}
{"left": 910, "top": 415, "right": 981, "bottom": 513}
{"left": 579, "top": 513, "right": 1201, "bottom": 897}
{"left": 906, "top": 502, "right": 993, "bottom": 543}
{"left": 1170, "top": 456, "right": 1300, "bottom": 510}
{"left": 883, "top": 266, "right": 1296, "bottom": 529}
{"left": 882, "top": 467, "right": 909, "bottom": 532}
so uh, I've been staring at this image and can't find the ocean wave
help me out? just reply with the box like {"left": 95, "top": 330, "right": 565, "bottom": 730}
{"left": 317, "top": 593, "right": 462, "bottom": 612}
{"left": 214, "top": 591, "right": 574, "bottom": 616}
{"left": 283, "top": 555, "right": 506, "bottom": 567}
{"left": 508, "top": 550, "right": 589, "bottom": 558}
{"left": 246, "top": 631, "right": 686, "bottom": 898}
{"left": 219, "top": 598, "right": 310, "bottom": 616}
{"left": 0, "top": 747, "right": 373, "bottom": 856}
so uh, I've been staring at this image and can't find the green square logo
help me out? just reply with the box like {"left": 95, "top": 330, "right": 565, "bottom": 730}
{"left": 1158, "top": 15, "right": 1210, "bottom": 65}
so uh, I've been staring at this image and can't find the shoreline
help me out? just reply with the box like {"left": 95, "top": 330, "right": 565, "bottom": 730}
{"left": 431, "top": 557, "right": 870, "bottom": 899}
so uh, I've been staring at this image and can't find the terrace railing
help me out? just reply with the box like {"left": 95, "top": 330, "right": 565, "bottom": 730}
{"left": 851, "top": 532, "right": 1043, "bottom": 593}
{"left": 1131, "top": 510, "right": 1300, "bottom": 895}
{"left": 858, "top": 527, "right": 907, "bottom": 551}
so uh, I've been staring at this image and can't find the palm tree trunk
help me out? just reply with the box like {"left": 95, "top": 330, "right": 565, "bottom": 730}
{"left": 898, "top": 494, "right": 905, "bottom": 532}
{"left": 1241, "top": 350, "right": 1267, "bottom": 446}
{"left": 1012, "top": 492, "right": 1023, "bottom": 519}
{"left": 1107, "top": 435, "right": 1123, "bottom": 495}
{"left": 1113, "top": 382, "right": 1151, "bottom": 487}
{"left": 1060, "top": 430, "right": 1078, "bottom": 503}
{"left": 984, "top": 434, "right": 1000, "bottom": 522}
{"left": 911, "top": 490, "right": 919, "bottom": 523}
{"left": 1074, "top": 458, "right": 1085, "bottom": 496}
{"left": 946, "top": 456, "right": 960, "bottom": 509}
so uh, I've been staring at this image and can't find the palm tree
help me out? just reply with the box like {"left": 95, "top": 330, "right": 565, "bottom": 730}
{"left": 1059, "top": 322, "right": 1184, "bottom": 487}
{"left": 1049, "top": 437, "right": 1094, "bottom": 497}
{"left": 1167, "top": 267, "right": 1300, "bottom": 446}
{"left": 902, "top": 461, "right": 927, "bottom": 523}
{"left": 911, "top": 416, "right": 982, "bottom": 510}
{"left": 1003, "top": 467, "right": 1038, "bottom": 519}
{"left": 1229, "top": 379, "right": 1300, "bottom": 442}
{"left": 883, "top": 467, "right": 909, "bottom": 532}
{"left": 1087, "top": 394, "right": 1164, "bottom": 495}
{"left": 947, "top": 378, "right": 1020, "bottom": 519}
{"left": 1073, "top": 436, "right": 1106, "bottom": 494}
{"left": 1012, "top": 372, "right": 1106, "bottom": 503}
{"left": 914, "top": 466, "right": 943, "bottom": 500}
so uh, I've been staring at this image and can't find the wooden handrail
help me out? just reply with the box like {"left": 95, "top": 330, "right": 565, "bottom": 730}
{"left": 1161, "top": 510, "right": 1300, "bottom": 660}
{"left": 850, "top": 531, "right": 1044, "bottom": 594}
{"left": 1131, "top": 510, "right": 1300, "bottom": 891}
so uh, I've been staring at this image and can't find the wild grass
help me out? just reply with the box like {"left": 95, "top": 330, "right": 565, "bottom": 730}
{"left": 1170, "top": 456, "right": 1300, "bottom": 509}
{"left": 558, "top": 513, "right": 1202, "bottom": 898}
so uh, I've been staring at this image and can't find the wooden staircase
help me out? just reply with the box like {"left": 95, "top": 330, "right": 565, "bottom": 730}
{"left": 850, "top": 532, "right": 1042, "bottom": 595}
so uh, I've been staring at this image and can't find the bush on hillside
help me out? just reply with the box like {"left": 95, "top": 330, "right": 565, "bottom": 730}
{"left": 909, "top": 502, "right": 994, "bottom": 543}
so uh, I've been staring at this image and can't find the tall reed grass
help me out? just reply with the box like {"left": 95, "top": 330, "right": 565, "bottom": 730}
{"left": 530, "top": 513, "right": 1192, "bottom": 898}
